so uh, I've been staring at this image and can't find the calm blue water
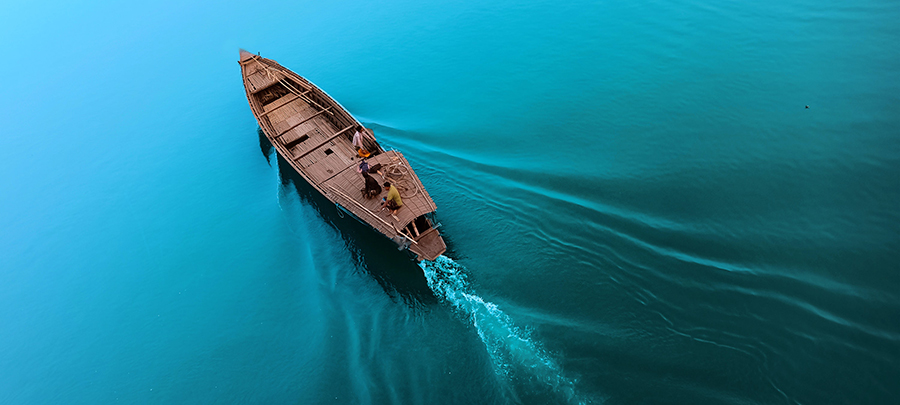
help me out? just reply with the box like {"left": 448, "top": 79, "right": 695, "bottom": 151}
{"left": 2, "top": 0, "right": 898, "bottom": 403}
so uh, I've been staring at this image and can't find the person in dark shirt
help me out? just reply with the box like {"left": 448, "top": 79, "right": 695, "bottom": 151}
{"left": 361, "top": 171, "right": 381, "bottom": 199}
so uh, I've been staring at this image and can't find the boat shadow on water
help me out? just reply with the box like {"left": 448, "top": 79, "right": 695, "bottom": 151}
{"left": 259, "top": 129, "right": 440, "bottom": 307}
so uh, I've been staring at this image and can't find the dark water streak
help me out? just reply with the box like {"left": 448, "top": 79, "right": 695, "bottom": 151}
{"left": 263, "top": 136, "right": 436, "bottom": 307}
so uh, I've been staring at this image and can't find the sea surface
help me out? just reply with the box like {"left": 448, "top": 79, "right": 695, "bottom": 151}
{"left": 1, "top": 0, "right": 898, "bottom": 404}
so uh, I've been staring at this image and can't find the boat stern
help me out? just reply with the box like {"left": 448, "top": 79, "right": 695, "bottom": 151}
{"left": 409, "top": 228, "right": 446, "bottom": 261}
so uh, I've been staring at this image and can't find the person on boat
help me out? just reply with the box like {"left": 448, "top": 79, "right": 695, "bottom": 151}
{"left": 353, "top": 125, "right": 378, "bottom": 157}
{"left": 361, "top": 171, "right": 381, "bottom": 199}
{"left": 353, "top": 125, "right": 370, "bottom": 157}
{"left": 352, "top": 125, "right": 364, "bottom": 149}
{"left": 381, "top": 181, "right": 403, "bottom": 216}
{"left": 358, "top": 158, "right": 383, "bottom": 177}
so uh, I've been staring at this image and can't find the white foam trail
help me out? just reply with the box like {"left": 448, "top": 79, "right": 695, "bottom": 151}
{"left": 420, "top": 256, "right": 591, "bottom": 404}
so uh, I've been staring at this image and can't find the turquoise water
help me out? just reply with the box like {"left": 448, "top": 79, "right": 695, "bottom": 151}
{"left": 2, "top": 0, "right": 898, "bottom": 403}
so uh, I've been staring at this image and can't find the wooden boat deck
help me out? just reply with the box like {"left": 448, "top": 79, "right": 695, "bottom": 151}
{"left": 239, "top": 50, "right": 446, "bottom": 260}
{"left": 323, "top": 150, "right": 437, "bottom": 236}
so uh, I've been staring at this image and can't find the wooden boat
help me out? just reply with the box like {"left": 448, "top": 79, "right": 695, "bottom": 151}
{"left": 238, "top": 50, "right": 446, "bottom": 261}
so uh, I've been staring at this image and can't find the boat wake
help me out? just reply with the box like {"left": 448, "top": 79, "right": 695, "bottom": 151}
{"left": 420, "top": 256, "right": 593, "bottom": 404}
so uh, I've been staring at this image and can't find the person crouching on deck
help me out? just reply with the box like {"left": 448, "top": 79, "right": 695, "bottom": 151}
{"left": 381, "top": 182, "right": 403, "bottom": 217}
{"left": 361, "top": 171, "right": 381, "bottom": 199}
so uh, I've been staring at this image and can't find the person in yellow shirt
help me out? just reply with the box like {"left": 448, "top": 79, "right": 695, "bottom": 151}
{"left": 381, "top": 181, "right": 403, "bottom": 216}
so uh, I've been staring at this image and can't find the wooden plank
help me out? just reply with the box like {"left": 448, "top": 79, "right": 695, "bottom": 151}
{"left": 262, "top": 91, "right": 312, "bottom": 118}
{"left": 284, "top": 130, "right": 314, "bottom": 149}
{"left": 296, "top": 135, "right": 357, "bottom": 185}
{"left": 271, "top": 104, "right": 316, "bottom": 133}
{"left": 320, "top": 162, "right": 355, "bottom": 185}
{"left": 276, "top": 108, "right": 332, "bottom": 138}
{"left": 250, "top": 80, "right": 281, "bottom": 95}
{"left": 294, "top": 125, "right": 354, "bottom": 161}
{"left": 278, "top": 76, "right": 311, "bottom": 93}
{"left": 260, "top": 93, "right": 300, "bottom": 117}
{"left": 288, "top": 127, "right": 327, "bottom": 157}
{"left": 248, "top": 72, "right": 275, "bottom": 90}
{"left": 248, "top": 65, "right": 284, "bottom": 94}
{"left": 267, "top": 108, "right": 290, "bottom": 128}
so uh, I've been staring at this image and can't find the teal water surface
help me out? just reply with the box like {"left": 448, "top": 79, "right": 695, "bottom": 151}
{"left": 1, "top": 0, "right": 898, "bottom": 403}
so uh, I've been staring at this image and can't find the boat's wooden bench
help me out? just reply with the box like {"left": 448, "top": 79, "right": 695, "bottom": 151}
{"left": 246, "top": 70, "right": 277, "bottom": 93}
{"left": 260, "top": 93, "right": 299, "bottom": 117}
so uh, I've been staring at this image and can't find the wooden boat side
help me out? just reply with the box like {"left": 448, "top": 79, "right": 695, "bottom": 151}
{"left": 239, "top": 50, "right": 446, "bottom": 260}
{"left": 240, "top": 54, "right": 358, "bottom": 195}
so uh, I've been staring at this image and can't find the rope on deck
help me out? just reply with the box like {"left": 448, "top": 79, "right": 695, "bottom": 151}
{"left": 382, "top": 152, "right": 422, "bottom": 201}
